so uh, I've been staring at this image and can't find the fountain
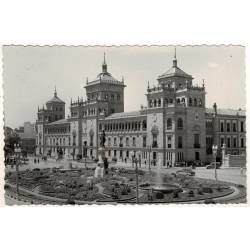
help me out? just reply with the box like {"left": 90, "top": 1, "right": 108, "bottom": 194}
{"left": 140, "top": 158, "right": 181, "bottom": 194}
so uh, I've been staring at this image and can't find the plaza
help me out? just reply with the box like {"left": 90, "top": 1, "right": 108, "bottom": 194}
{"left": 4, "top": 156, "right": 247, "bottom": 205}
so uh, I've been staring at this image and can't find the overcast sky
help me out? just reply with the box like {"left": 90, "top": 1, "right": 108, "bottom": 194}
{"left": 3, "top": 45, "right": 245, "bottom": 129}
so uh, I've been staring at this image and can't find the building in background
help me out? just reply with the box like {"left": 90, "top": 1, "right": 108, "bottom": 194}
{"left": 35, "top": 53, "right": 246, "bottom": 166}
{"left": 14, "top": 122, "right": 36, "bottom": 154}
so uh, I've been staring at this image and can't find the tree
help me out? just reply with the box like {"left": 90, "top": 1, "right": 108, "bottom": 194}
{"left": 4, "top": 133, "right": 21, "bottom": 157}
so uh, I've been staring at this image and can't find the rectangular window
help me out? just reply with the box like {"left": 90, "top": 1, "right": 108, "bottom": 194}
{"left": 114, "top": 137, "right": 117, "bottom": 146}
{"left": 227, "top": 137, "right": 231, "bottom": 148}
{"left": 233, "top": 122, "right": 237, "bottom": 132}
{"left": 233, "top": 138, "right": 237, "bottom": 148}
{"left": 114, "top": 150, "right": 117, "bottom": 157}
{"left": 167, "top": 136, "right": 171, "bottom": 148}
{"left": 241, "top": 138, "right": 244, "bottom": 148}
{"left": 178, "top": 136, "right": 182, "bottom": 148}
{"left": 126, "top": 137, "right": 129, "bottom": 147}
{"left": 241, "top": 121, "right": 244, "bottom": 132}
{"left": 220, "top": 137, "right": 224, "bottom": 147}
{"left": 143, "top": 136, "right": 147, "bottom": 148}
{"left": 226, "top": 122, "right": 230, "bottom": 132}
{"left": 132, "top": 137, "right": 136, "bottom": 147}
{"left": 220, "top": 122, "right": 224, "bottom": 132}
{"left": 119, "top": 137, "right": 123, "bottom": 147}
{"left": 194, "top": 134, "right": 200, "bottom": 148}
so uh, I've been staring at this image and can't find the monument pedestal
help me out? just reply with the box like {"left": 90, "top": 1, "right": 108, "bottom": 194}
{"left": 94, "top": 147, "right": 105, "bottom": 178}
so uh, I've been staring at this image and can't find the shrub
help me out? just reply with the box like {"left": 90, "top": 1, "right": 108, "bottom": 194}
{"left": 188, "top": 190, "right": 194, "bottom": 197}
{"left": 173, "top": 191, "right": 179, "bottom": 198}
{"left": 121, "top": 190, "right": 128, "bottom": 195}
{"left": 155, "top": 192, "right": 164, "bottom": 199}
{"left": 197, "top": 188, "right": 203, "bottom": 195}
{"left": 112, "top": 157, "right": 117, "bottom": 162}
{"left": 202, "top": 187, "right": 213, "bottom": 193}
{"left": 67, "top": 199, "right": 76, "bottom": 205}
{"left": 204, "top": 198, "right": 216, "bottom": 204}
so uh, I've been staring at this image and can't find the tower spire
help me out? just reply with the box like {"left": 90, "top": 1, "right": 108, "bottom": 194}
{"left": 173, "top": 46, "right": 177, "bottom": 67}
{"left": 102, "top": 52, "right": 107, "bottom": 73}
{"left": 54, "top": 85, "right": 57, "bottom": 97}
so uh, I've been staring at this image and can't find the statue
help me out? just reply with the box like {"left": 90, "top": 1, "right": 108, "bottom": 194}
{"left": 100, "top": 130, "right": 106, "bottom": 147}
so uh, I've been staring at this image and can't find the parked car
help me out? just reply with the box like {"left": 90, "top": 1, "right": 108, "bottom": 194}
{"left": 175, "top": 162, "right": 185, "bottom": 167}
{"left": 176, "top": 168, "right": 195, "bottom": 176}
{"left": 206, "top": 162, "right": 221, "bottom": 169}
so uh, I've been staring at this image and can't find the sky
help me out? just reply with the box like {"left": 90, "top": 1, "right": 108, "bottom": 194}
{"left": 3, "top": 45, "right": 245, "bottom": 129}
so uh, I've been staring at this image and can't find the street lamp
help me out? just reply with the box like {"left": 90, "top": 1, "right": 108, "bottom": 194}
{"left": 212, "top": 144, "right": 218, "bottom": 181}
{"left": 14, "top": 143, "right": 22, "bottom": 197}
{"left": 131, "top": 151, "right": 139, "bottom": 203}
{"left": 148, "top": 145, "right": 152, "bottom": 171}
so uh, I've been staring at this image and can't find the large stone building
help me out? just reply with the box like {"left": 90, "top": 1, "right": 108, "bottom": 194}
{"left": 35, "top": 53, "right": 246, "bottom": 166}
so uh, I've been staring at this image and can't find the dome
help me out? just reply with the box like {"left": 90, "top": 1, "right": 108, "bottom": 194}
{"left": 158, "top": 50, "right": 192, "bottom": 79}
{"left": 46, "top": 89, "right": 65, "bottom": 104}
{"left": 87, "top": 54, "right": 124, "bottom": 85}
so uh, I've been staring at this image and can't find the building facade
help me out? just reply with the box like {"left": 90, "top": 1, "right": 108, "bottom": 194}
{"left": 35, "top": 53, "right": 246, "bottom": 166}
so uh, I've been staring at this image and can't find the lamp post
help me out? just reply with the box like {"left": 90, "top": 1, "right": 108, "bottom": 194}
{"left": 148, "top": 145, "right": 152, "bottom": 171}
{"left": 14, "top": 143, "right": 22, "bottom": 197}
{"left": 131, "top": 151, "right": 139, "bottom": 203}
{"left": 212, "top": 144, "right": 218, "bottom": 181}
{"left": 135, "top": 157, "right": 139, "bottom": 204}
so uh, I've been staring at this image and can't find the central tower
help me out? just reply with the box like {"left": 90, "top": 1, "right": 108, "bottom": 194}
{"left": 84, "top": 53, "right": 126, "bottom": 116}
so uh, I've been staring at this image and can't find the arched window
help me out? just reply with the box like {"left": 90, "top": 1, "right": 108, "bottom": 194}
{"left": 189, "top": 98, "right": 193, "bottom": 106}
{"left": 177, "top": 118, "right": 183, "bottom": 130}
{"left": 154, "top": 99, "right": 157, "bottom": 107}
{"left": 149, "top": 100, "right": 152, "bottom": 108}
{"left": 158, "top": 99, "right": 161, "bottom": 107}
{"left": 199, "top": 98, "right": 202, "bottom": 106}
{"left": 194, "top": 98, "right": 197, "bottom": 106}
{"left": 167, "top": 118, "right": 172, "bottom": 130}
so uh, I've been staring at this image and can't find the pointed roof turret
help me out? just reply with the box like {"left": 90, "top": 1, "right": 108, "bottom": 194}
{"left": 102, "top": 52, "right": 107, "bottom": 73}
{"left": 173, "top": 47, "right": 177, "bottom": 67}
{"left": 54, "top": 85, "right": 57, "bottom": 97}
{"left": 86, "top": 53, "right": 125, "bottom": 86}
{"left": 158, "top": 47, "right": 192, "bottom": 80}
{"left": 46, "top": 87, "right": 65, "bottom": 104}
